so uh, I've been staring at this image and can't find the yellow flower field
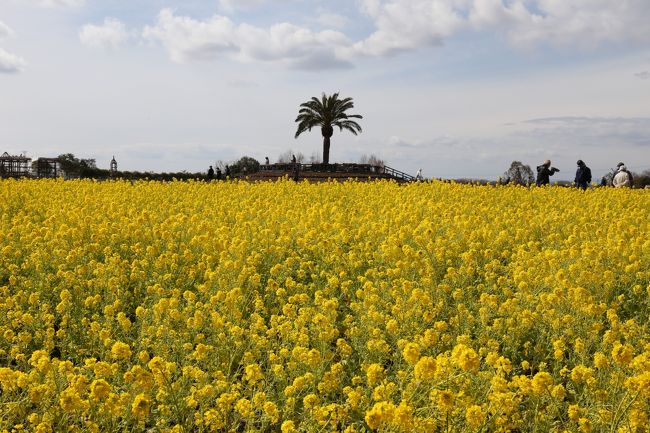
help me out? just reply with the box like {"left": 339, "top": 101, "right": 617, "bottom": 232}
{"left": 0, "top": 178, "right": 648, "bottom": 433}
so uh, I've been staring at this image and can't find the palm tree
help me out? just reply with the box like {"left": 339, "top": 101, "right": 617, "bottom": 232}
{"left": 294, "top": 93, "right": 363, "bottom": 164}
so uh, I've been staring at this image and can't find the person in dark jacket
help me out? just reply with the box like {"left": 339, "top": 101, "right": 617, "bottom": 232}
{"left": 536, "top": 160, "right": 560, "bottom": 186}
{"left": 207, "top": 165, "right": 214, "bottom": 181}
{"left": 216, "top": 167, "right": 222, "bottom": 180}
{"left": 574, "top": 160, "right": 591, "bottom": 189}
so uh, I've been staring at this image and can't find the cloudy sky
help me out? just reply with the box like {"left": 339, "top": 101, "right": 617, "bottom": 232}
{"left": 1, "top": 0, "right": 649, "bottom": 180}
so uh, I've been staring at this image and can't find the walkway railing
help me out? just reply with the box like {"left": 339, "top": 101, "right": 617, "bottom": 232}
{"left": 382, "top": 165, "right": 416, "bottom": 182}
{"left": 259, "top": 163, "right": 415, "bottom": 182}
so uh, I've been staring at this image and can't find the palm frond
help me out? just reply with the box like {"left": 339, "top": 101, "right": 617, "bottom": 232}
{"left": 294, "top": 117, "right": 321, "bottom": 138}
{"left": 333, "top": 120, "right": 363, "bottom": 135}
{"left": 295, "top": 92, "right": 362, "bottom": 140}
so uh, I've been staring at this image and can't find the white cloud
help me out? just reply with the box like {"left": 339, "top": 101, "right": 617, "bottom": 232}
{"left": 499, "top": 0, "right": 650, "bottom": 49}
{"left": 316, "top": 13, "right": 350, "bottom": 29}
{"left": 143, "top": 10, "right": 237, "bottom": 62}
{"left": 0, "top": 20, "right": 25, "bottom": 73}
{"left": 351, "top": 0, "right": 650, "bottom": 56}
{"left": 143, "top": 9, "right": 351, "bottom": 69}
{"left": 79, "top": 18, "right": 129, "bottom": 50}
{"left": 39, "top": 0, "right": 85, "bottom": 7}
{"left": 217, "top": 0, "right": 299, "bottom": 13}
{"left": 351, "top": 0, "right": 466, "bottom": 56}
{"left": 218, "top": 0, "right": 268, "bottom": 12}
{"left": 0, "top": 47, "right": 26, "bottom": 73}
{"left": 519, "top": 116, "right": 650, "bottom": 147}
{"left": 236, "top": 23, "right": 349, "bottom": 63}
{"left": 0, "top": 20, "right": 14, "bottom": 39}
{"left": 141, "top": 2, "right": 650, "bottom": 67}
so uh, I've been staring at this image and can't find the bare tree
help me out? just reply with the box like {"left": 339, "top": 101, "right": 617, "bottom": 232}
{"left": 503, "top": 161, "right": 534, "bottom": 185}
{"left": 278, "top": 150, "right": 305, "bottom": 164}
{"left": 632, "top": 169, "right": 650, "bottom": 188}
{"left": 308, "top": 151, "right": 321, "bottom": 164}
{"left": 359, "top": 154, "right": 386, "bottom": 167}
{"left": 214, "top": 160, "right": 227, "bottom": 171}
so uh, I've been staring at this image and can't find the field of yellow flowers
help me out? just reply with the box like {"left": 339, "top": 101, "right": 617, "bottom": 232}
{"left": 0, "top": 178, "right": 648, "bottom": 433}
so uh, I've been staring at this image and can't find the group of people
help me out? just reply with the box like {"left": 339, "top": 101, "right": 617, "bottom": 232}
{"left": 206, "top": 158, "right": 636, "bottom": 187}
{"left": 206, "top": 156, "right": 297, "bottom": 181}
{"left": 536, "top": 160, "right": 634, "bottom": 189}
{"left": 206, "top": 165, "right": 231, "bottom": 181}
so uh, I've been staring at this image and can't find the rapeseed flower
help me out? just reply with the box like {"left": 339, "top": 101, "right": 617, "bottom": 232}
{"left": 0, "top": 179, "right": 647, "bottom": 432}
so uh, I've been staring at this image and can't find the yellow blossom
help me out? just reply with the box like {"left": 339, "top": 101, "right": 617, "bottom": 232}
{"left": 131, "top": 393, "right": 150, "bottom": 418}
{"left": 414, "top": 356, "right": 437, "bottom": 380}
{"left": 465, "top": 405, "right": 485, "bottom": 429}
{"left": 111, "top": 341, "right": 132, "bottom": 361}
{"left": 402, "top": 343, "right": 420, "bottom": 364}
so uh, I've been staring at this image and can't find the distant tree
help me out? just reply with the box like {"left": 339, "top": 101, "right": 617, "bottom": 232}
{"left": 308, "top": 151, "right": 321, "bottom": 164}
{"left": 633, "top": 169, "right": 650, "bottom": 188}
{"left": 503, "top": 161, "right": 534, "bottom": 185}
{"left": 213, "top": 160, "right": 227, "bottom": 172}
{"left": 601, "top": 168, "right": 618, "bottom": 186}
{"left": 359, "top": 154, "right": 385, "bottom": 167}
{"left": 278, "top": 150, "right": 305, "bottom": 164}
{"left": 231, "top": 156, "right": 260, "bottom": 175}
{"left": 57, "top": 153, "right": 103, "bottom": 178}
{"left": 294, "top": 93, "right": 363, "bottom": 164}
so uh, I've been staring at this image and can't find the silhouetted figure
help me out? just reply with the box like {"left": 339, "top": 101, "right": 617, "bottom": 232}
{"left": 536, "top": 160, "right": 560, "bottom": 186}
{"left": 574, "top": 160, "right": 591, "bottom": 189}
{"left": 265, "top": 156, "right": 270, "bottom": 166}
{"left": 291, "top": 154, "right": 298, "bottom": 180}
{"left": 216, "top": 167, "right": 222, "bottom": 180}
{"left": 600, "top": 176, "right": 608, "bottom": 187}
{"left": 613, "top": 164, "right": 632, "bottom": 188}
{"left": 225, "top": 165, "right": 231, "bottom": 178}
{"left": 207, "top": 165, "right": 214, "bottom": 180}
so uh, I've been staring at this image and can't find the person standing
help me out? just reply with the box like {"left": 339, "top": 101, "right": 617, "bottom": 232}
{"left": 574, "top": 160, "right": 591, "bottom": 189}
{"left": 613, "top": 165, "right": 632, "bottom": 188}
{"left": 216, "top": 167, "right": 222, "bottom": 180}
{"left": 611, "top": 162, "right": 633, "bottom": 187}
{"left": 207, "top": 165, "right": 214, "bottom": 181}
{"left": 536, "top": 160, "right": 560, "bottom": 186}
{"left": 415, "top": 168, "right": 423, "bottom": 180}
{"left": 265, "top": 156, "right": 270, "bottom": 166}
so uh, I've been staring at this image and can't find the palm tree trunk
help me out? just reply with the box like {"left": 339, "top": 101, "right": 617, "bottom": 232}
{"left": 322, "top": 136, "right": 330, "bottom": 165}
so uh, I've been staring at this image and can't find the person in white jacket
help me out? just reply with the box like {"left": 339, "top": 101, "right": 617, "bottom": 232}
{"left": 613, "top": 165, "right": 632, "bottom": 188}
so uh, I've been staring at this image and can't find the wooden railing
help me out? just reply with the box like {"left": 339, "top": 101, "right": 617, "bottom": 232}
{"left": 259, "top": 163, "right": 415, "bottom": 181}
{"left": 382, "top": 165, "right": 416, "bottom": 182}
